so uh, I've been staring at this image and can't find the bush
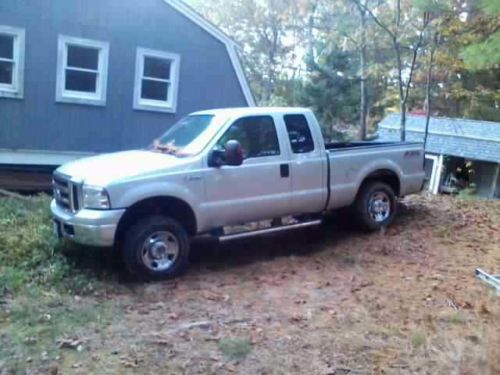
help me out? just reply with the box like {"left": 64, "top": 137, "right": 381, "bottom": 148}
{"left": 0, "top": 195, "right": 58, "bottom": 266}
{"left": 0, "top": 195, "right": 100, "bottom": 296}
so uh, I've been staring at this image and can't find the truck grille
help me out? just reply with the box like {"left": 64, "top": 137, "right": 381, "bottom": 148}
{"left": 53, "top": 173, "right": 81, "bottom": 212}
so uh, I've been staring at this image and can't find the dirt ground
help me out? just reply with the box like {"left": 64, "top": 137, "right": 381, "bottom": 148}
{"left": 3, "top": 194, "right": 500, "bottom": 374}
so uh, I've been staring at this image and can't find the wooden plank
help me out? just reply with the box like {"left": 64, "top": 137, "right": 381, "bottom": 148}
{"left": 0, "top": 168, "right": 53, "bottom": 192}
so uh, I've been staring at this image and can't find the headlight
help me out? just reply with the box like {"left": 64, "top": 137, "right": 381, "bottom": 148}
{"left": 82, "top": 185, "right": 110, "bottom": 209}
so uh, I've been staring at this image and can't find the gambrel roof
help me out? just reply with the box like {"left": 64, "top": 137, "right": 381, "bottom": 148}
{"left": 164, "top": 0, "right": 255, "bottom": 106}
{"left": 378, "top": 113, "right": 500, "bottom": 163}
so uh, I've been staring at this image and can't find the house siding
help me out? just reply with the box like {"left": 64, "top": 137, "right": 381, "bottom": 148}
{"left": 0, "top": 0, "right": 248, "bottom": 154}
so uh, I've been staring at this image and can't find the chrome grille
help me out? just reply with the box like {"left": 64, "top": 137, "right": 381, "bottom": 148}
{"left": 53, "top": 173, "right": 81, "bottom": 212}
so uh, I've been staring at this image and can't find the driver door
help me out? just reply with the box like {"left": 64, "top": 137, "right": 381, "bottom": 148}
{"left": 203, "top": 115, "right": 292, "bottom": 227}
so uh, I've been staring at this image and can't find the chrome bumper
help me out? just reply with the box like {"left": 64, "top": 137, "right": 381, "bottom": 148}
{"left": 50, "top": 199, "right": 125, "bottom": 247}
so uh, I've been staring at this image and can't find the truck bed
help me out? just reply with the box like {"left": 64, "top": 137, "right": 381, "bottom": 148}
{"left": 325, "top": 141, "right": 425, "bottom": 211}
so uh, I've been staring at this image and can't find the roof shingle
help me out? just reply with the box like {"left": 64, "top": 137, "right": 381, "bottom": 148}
{"left": 377, "top": 114, "right": 500, "bottom": 163}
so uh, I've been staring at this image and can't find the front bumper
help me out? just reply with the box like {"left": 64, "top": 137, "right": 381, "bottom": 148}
{"left": 50, "top": 199, "right": 125, "bottom": 247}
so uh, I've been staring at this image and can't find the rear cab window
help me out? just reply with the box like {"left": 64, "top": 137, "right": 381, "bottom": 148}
{"left": 284, "top": 114, "right": 314, "bottom": 154}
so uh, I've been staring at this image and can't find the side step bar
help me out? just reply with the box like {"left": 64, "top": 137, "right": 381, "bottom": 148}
{"left": 218, "top": 219, "right": 322, "bottom": 243}
{"left": 475, "top": 268, "right": 500, "bottom": 295}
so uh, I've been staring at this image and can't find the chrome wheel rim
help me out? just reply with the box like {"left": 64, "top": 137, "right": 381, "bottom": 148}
{"left": 141, "top": 231, "right": 179, "bottom": 272}
{"left": 368, "top": 191, "right": 391, "bottom": 223}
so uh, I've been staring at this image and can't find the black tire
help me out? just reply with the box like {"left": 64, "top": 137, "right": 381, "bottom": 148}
{"left": 122, "top": 215, "right": 190, "bottom": 279}
{"left": 354, "top": 181, "right": 397, "bottom": 232}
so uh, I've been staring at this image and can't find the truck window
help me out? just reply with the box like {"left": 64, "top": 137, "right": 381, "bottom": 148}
{"left": 284, "top": 114, "right": 314, "bottom": 153}
{"left": 218, "top": 116, "right": 280, "bottom": 159}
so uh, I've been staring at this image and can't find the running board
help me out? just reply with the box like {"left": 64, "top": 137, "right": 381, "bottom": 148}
{"left": 218, "top": 219, "right": 322, "bottom": 243}
{"left": 475, "top": 268, "right": 500, "bottom": 295}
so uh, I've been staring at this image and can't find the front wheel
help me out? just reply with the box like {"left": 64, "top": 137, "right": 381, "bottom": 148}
{"left": 122, "top": 215, "right": 190, "bottom": 279}
{"left": 354, "top": 181, "right": 397, "bottom": 231}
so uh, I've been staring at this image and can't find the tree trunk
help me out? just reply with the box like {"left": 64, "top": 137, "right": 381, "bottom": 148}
{"left": 394, "top": 41, "right": 406, "bottom": 142}
{"left": 359, "top": 4, "right": 367, "bottom": 140}
{"left": 423, "top": 48, "right": 435, "bottom": 150}
{"left": 400, "top": 103, "right": 406, "bottom": 141}
{"left": 307, "top": 7, "right": 315, "bottom": 70}
{"left": 264, "top": 23, "right": 279, "bottom": 103}
{"left": 355, "top": 0, "right": 428, "bottom": 143}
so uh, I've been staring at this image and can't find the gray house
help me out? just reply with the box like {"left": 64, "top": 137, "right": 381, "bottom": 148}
{"left": 378, "top": 114, "right": 500, "bottom": 199}
{"left": 0, "top": 0, "right": 254, "bottom": 168}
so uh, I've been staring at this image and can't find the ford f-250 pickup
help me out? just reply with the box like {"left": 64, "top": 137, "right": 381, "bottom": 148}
{"left": 51, "top": 107, "right": 425, "bottom": 278}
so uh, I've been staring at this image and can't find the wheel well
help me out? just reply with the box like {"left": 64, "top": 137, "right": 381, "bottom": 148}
{"left": 115, "top": 196, "right": 197, "bottom": 244}
{"left": 360, "top": 169, "right": 401, "bottom": 197}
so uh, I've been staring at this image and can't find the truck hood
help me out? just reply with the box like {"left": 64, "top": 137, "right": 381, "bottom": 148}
{"left": 56, "top": 150, "right": 189, "bottom": 186}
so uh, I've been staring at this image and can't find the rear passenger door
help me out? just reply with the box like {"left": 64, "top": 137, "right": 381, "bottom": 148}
{"left": 204, "top": 115, "right": 293, "bottom": 226}
{"left": 283, "top": 114, "right": 327, "bottom": 214}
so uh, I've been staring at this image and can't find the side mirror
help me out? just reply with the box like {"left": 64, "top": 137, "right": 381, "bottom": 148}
{"left": 208, "top": 140, "right": 244, "bottom": 167}
{"left": 224, "top": 140, "right": 244, "bottom": 166}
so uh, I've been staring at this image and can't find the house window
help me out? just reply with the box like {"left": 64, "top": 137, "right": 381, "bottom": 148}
{"left": 56, "top": 35, "right": 109, "bottom": 106}
{"left": 134, "top": 48, "right": 180, "bottom": 113}
{"left": 0, "top": 26, "right": 25, "bottom": 99}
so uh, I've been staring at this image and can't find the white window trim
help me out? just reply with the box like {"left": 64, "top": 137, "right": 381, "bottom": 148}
{"left": 0, "top": 25, "right": 25, "bottom": 99}
{"left": 133, "top": 47, "right": 180, "bottom": 114}
{"left": 55, "top": 35, "right": 109, "bottom": 106}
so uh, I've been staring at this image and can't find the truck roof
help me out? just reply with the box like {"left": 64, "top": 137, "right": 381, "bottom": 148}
{"left": 192, "top": 107, "right": 312, "bottom": 117}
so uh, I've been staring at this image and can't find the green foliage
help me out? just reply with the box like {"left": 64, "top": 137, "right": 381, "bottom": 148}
{"left": 0, "top": 195, "right": 58, "bottom": 268}
{"left": 0, "top": 196, "right": 117, "bottom": 373}
{"left": 298, "top": 47, "right": 361, "bottom": 138}
{"left": 0, "top": 196, "right": 103, "bottom": 296}
{"left": 413, "top": 0, "right": 451, "bottom": 14}
{"left": 481, "top": 0, "right": 500, "bottom": 15}
{"left": 218, "top": 337, "right": 253, "bottom": 359}
{"left": 458, "top": 184, "right": 481, "bottom": 201}
{"left": 462, "top": 33, "right": 500, "bottom": 70}
{"left": 460, "top": 0, "right": 500, "bottom": 70}
{"left": 410, "top": 330, "right": 427, "bottom": 348}
{"left": 187, "top": 0, "right": 500, "bottom": 126}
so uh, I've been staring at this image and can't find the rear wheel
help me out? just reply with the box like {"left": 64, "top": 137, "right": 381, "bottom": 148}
{"left": 354, "top": 181, "right": 397, "bottom": 231}
{"left": 122, "top": 215, "right": 190, "bottom": 279}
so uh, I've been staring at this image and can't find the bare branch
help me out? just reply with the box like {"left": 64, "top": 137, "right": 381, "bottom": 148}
{"left": 403, "top": 18, "right": 430, "bottom": 103}
{"left": 349, "top": 0, "right": 396, "bottom": 40}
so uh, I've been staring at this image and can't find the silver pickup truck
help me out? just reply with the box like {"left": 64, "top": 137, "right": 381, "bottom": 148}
{"left": 51, "top": 107, "right": 425, "bottom": 278}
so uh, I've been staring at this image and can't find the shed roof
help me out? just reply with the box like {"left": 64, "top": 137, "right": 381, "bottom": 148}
{"left": 377, "top": 113, "right": 500, "bottom": 163}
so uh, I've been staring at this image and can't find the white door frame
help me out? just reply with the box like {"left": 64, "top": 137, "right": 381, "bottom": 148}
{"left": 425, "top": 154, "right": 444, "bottom": 195}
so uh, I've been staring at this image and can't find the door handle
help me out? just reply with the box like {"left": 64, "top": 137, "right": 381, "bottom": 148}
{"left": 186, "top": 175, "right": 202, "bottom": 181}
{"left": 280, "top": 164, "right": 290, "bottom": 178}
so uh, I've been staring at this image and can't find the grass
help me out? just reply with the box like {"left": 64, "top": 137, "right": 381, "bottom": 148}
{"left": 410, "top": 330, "right": 427, "bottom": 349}
{"left": 440, "top": 311, "right": 468, "bottom": 325}
{"left": 218, "top": 337, "right": 253, "bottom": 360}
{"left": 458, "top": 186, "right": 480, "bottom": 201}
{"left": 0, "top": 195, "right": 117, "bottom": 372}
{"left": 0, "top": 288, "right": 117, "bottom": 371}
{"left": 0, "top": 195, "right": 108, "bottom": 297}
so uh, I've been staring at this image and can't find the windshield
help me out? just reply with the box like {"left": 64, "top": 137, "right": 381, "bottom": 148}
{"left": 151, "top": 114, "right": 225, "bottom": 156}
